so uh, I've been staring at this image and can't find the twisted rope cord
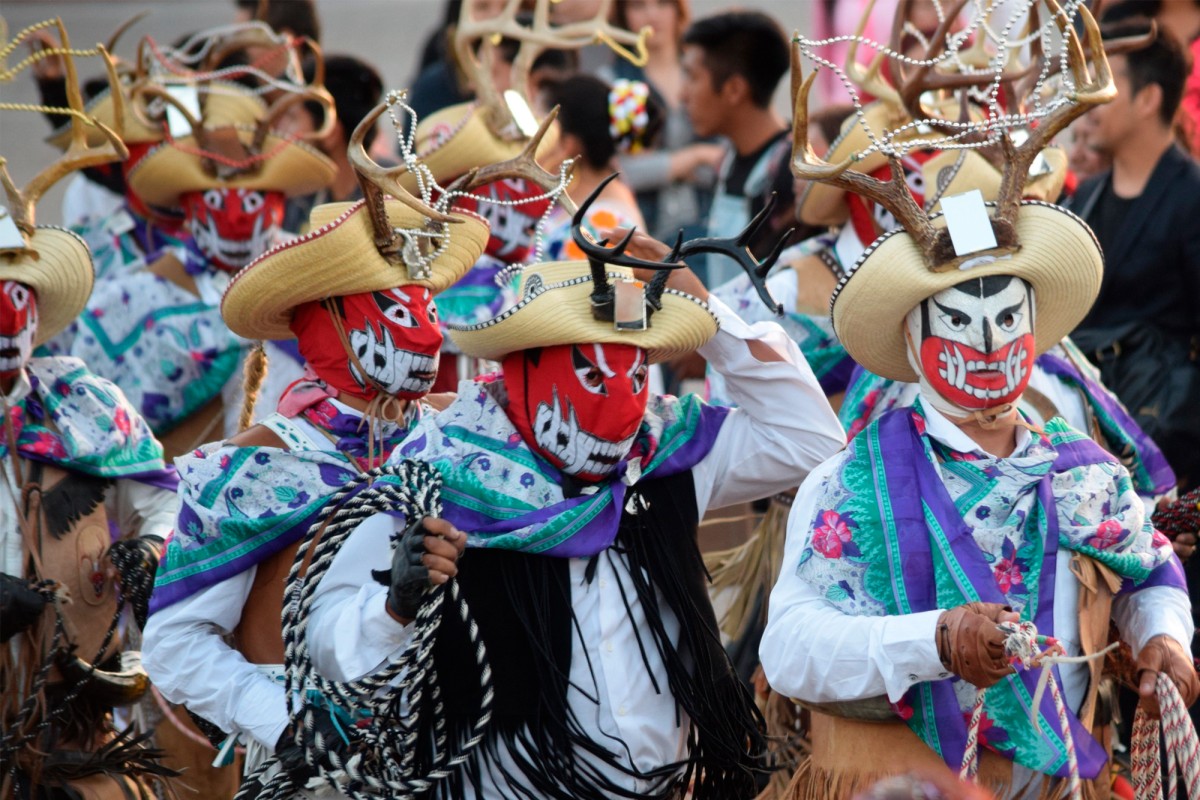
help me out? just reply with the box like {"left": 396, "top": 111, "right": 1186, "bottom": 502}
{"left": 959, "top": 621, "right": 1116, "bottom": 799}
{"left": 1132, "top": 674, "right": 1200, "bottom": 800}
{"left": 237, "top": 461, "right": 492, "bottom": 799}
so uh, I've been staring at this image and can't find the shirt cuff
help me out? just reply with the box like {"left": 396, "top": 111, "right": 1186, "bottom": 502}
{"left": 880, "top": 609, "right": 949, "bottom": 702}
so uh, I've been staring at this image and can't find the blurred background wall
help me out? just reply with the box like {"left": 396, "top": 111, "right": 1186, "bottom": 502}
{"left": 1, "top": 0, "right": 813, "bottom": 226}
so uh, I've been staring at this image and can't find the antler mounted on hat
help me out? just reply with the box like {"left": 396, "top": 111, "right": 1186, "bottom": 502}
{"left": 454, "top": 0, "right": 649, "bottom": 141}
{"left": 0, "top": 17, "right": 129, "bottom": 343}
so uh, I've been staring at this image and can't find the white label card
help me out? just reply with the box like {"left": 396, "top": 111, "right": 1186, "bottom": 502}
{"left": 0, "top": 207, "right": 26, "bottom": 250}
{"left": 941, "top": 190, "right": 997, "bottom": 258}
{"left": 165, "top": 84, "right": 202, "bottom": 138}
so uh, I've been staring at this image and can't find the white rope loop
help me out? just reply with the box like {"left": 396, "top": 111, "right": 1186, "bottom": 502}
{"left": 959, "top": 620, "right": 1116, "bottom": 799}
{"left": 1132, "top": 673, "right": 1200, "bottom": 800}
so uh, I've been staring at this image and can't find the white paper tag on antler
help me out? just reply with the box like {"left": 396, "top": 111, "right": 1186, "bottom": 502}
{"left": 941, "top": 190, "right": 997, "bottom": 258}
{"left": 505, "top": 90, "right": 539, "bottom": 139}
{"left": 165, "top": 83, "right": 201, "bottom": 138}
{"left": 0, "top": 207, "right": 25, "bottom": 250}
{"left": 614, "top": 279, "right": 648, "bottom": 332}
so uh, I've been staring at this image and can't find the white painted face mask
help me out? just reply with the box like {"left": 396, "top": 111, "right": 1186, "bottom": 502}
{"left": 904, "top": 275, "right": 1035, "bottom": 420}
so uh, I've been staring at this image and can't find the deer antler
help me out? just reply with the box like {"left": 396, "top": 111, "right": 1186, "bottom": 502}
{"left": 349, "top": 100, "right": 460, "bottom": 262}
{"left": 791, "top": 39, "right": 939, "bottom": 263}
{"left": 455, "top": 0, "right": 648, "bottom": 140}
{"left": 674, "top": 197, "right": 791, "bottom": 316}
{"left": 1, "top": 19, "right": 128, "bottom": 238}
{"left": 994, "top": 0, "right": 1113, "bottom": 228}
{"left": 252, "top": 37, "right": 335, "bottom": 148}
{"left": 844, "top": 0, "right": 903, "bottom": 107}
{"left": 569, "top": 174, "right": 685, "bottom": 323}
{"left": 443, "top": 106, "right": 579, "bottom": 215}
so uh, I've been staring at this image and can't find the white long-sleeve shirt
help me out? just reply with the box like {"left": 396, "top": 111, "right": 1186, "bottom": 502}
{"left": 305, "top": 295, "right": 847, "bottom": 798}
{"left": 761, "top": 402, "right": 1192, "bottom": 710}
{"left": 142, "top": 410, "right": 350, "bottom": 751}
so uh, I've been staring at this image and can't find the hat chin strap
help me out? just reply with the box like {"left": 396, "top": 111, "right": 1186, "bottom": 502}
{"left": 902, "top": 327, "right": 1027, "bottom": 432}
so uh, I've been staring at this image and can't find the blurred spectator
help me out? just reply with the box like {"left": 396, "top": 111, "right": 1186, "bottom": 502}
{"left": 1067, "top": 21, "right": 1200, "bottom": 492}
{"left": 1065, "top": 114, "right": 1111, "bottom": 194}
{"left": 1106, "top": 0, "right": 1200, "bottom": 153}
{"left": 680, "top": 11, "right": 793, "bottom": 285}
{"left": 603, "top": 0, "right": 723, "bottom": 241}
{"left": 234, "top": 0, "right": 321, "bottom": 42}
{"left": 407, "top": 0, "right": 509, "bottom": 125}
{"left": 282, "top": 54, "right": 385, "bottom": 231}
{"left": 540, "top": 74, "right": 659, "bottom": 260}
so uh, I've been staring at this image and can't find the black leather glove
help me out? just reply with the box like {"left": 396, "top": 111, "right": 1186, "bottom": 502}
{"left": 274, "top": 708, "right": 352, "bottom": 789}
{"left": 107, "top": 535, "right": 163, "bottom": 628}
{"left": 375, "top": 518, "right": 430, "bottom": 621}
{"left": 0, "top": 573, "right": 48, "bottom": 643}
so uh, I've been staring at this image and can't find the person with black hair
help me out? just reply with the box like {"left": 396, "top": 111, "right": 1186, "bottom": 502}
{"left": 680, "top": 11, "right": 795, "bottom": 286}
{"left": 541, "top": 74, "right": 659, "bottom": 261}
{"left": 1068, "top": 22, "right": 1200, "bottom": 494}
{"left": 233, "top": 0, "right": 321, "bottom": 43}
{"left": 281, "top": 54, "right": 386, "bottom": 232}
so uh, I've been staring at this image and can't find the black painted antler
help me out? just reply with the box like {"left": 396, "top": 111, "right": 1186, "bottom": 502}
{"left": 570, "top": 173, "right": 684, "bottom": 323}
{"left": 675, "top": 196, "right": 791, "bottom": 317}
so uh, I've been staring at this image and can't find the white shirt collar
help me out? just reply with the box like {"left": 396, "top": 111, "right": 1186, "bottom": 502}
{"left": 920, "top": 400, "right": 1033, "bottom": 459}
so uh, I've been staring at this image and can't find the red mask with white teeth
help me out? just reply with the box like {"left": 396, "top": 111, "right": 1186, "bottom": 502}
{"left": 504, "top": 343, "right": 650, "bottom": 482}
{"left": 181, "top": 188, "right": 285, "bottom": 272}
{"left": 0, "top": 281, "right": 37, "bottom": 378}
{"left": 905, "top": 275, "right": 1035, "bottom": 416}
{"left": 290, "top": 287, "right": 444, "bottom": 401}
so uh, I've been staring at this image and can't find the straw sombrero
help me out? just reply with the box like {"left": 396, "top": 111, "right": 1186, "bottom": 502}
{"left": 449, "top": 261, "right": 718, "bottom": 363}
{"left": 0, "top": 227, "right": 93, "bottom": 346}
{"left": 126, "top": 82, "right": 331, "bottom": 209}
{"left": 831, "top": 201, "right": 1102, "bottom": 383}
{"left": 222, "top": 198, "right": 489, "bottom": 340}
{"left": 397, "top": 101, "right": 559, "bottom": 192}
{"left": 920, "top": 146, "right": 1068, "bottom": 211}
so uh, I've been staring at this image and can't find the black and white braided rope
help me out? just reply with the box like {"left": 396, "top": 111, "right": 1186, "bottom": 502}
{"left": 239, "top": 461, "right": 493, "bottom": 800}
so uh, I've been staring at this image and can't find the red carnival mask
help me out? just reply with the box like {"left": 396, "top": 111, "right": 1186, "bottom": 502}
{"left": 123, "top": 142, "right": 186, "bottom": 230}
{"left": 453, "top": 178, "right": 553, "bottom": 266}
{"left": 847, "top": 151, "right": 935, "bottom": 243}
{"left": 0, "top": 281, "right": 37, "bottom": 378}
{"left": 182, "top": 188, "right": 285, "bottom": 271}
{"left": 504, "top": 342, "right": 650, "bottom": 481}
{"left": 290, "top": 286, "right": 444, "bottom": 401}
{"left": 905, "top": 275, "right": 1036, "bottom": 414}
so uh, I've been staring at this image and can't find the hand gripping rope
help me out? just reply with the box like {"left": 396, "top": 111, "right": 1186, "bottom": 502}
{"left": 1132, "top": 674, "right": 1200, "bottom": 800}
{"left": 960, "top": 621, "right": 1117, "bottom": 800}
{"left": 237, "top": 461, "right": 493, "bottom": 800}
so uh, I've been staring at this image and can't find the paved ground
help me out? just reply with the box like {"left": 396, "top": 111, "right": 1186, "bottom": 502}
{"left": 2, "top": 0, "right": 811, "bottom": 226}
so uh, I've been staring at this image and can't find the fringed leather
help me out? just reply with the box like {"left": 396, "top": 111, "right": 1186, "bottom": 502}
{"left": 34, "top": 467, "right": 112, "bottom": 541}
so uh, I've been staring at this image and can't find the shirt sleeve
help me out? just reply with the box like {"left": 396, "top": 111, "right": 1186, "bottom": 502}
{"left": 306, "top": 513, "right": 416, "bottom": 682}
{"left": 1113, "top": 585, "right": 1195, "bottom": 657}
{"left": 760, "top": 458, "right": 948, "bottom": 703}
{"left": 142, "top": 567, "right": 290, "bottom": 750}
{"left": 691, "top": 294, "right": 846, "bottom": 513}
{"left": 111, "top": 479, "right": 179, "bottom": 541}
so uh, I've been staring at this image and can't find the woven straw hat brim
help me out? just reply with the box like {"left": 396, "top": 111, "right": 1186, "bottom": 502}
{"left": 397, "top": 101, "right": 560, "bottom": 191}
{"left": 0, "top": 228, "right": 93, "bottom": 346}
{"left": 448, "top": 262, "right": 718, "bottom": 363}
{"left": 46, "top": 86, "right": 163, "bottom": 148}
{"left": 127, "top": 126, "right": 335, "bottom": 209}
{"left": 831, "top": 201, "right": 1103, "bottom": 382}
{"left": 221, "top": 198, "right": 489, "bottom": 340}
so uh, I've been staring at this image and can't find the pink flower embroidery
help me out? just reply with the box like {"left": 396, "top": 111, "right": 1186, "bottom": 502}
{"left": 113, "top": 406, "right": 131, "bottom": 436}
{"left": 1088, "top": 519, "right": 1124, "bottom": 550}
{"left": 993, "top": 556, "right": 1024, "bottom": 594}
{"left": 812, "top": 510, "right": 856, "bottom": 558}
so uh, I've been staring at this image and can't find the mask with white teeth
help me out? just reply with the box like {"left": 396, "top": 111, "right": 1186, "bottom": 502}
{"left": 0, "top": 281, "right": 37, "bottom": 379}
{"left": 290, "top": 286, "right": 445, "bottom": 401}
{"left": 503, "top": 343, "right": 650, "bottom": 482}
{"left": 905, "top": 275, "right": 1036, "bottom": 419}
{"left": 181, "top": 188, "right": 285, "bottom": 272}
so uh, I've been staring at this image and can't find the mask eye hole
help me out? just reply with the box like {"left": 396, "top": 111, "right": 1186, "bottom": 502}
{"left": 996, "top": 309, "right": 1023, "bottom": 333}
{"left": 426, "top": 303, "right": 438, "bottom": 323}
{"left": 242, "top": 191, "right": 264, "bottom": 213}
{"left": 630, "top": 364, "right": 648, "bottom": 394}
{"left": 571, "top": 345, "right": 608, "bottom": 396}
{"left": 383, "top": 303, "right": 417, "bottom": 328}
{"left": 937, "top": 311, "right": 969, "bottom": 332}
{"left": 7, "top": 283, "right": 29, "bottom": 311}
{"left": 203, "top": 190, "right": 224, "bottom": 211}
